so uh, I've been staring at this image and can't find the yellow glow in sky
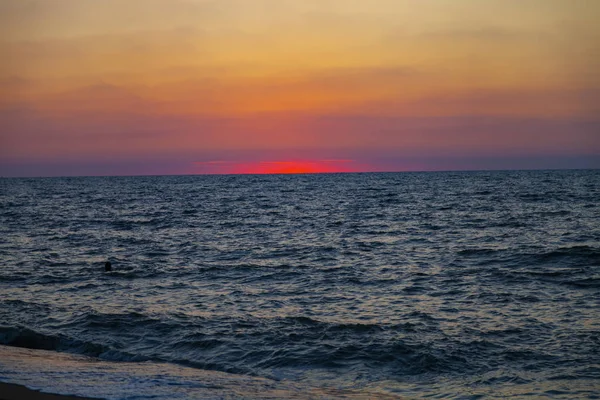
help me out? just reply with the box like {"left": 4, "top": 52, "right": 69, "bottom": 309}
{"left": 0, "top": 0, "right": 599, "bottom": 175}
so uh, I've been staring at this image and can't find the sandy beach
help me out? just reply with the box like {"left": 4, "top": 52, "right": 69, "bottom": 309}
{"left": 0, "top": 379, "right": 405, "bottom": 400}
{"left": 0, "top": 382, "right": 97, "bottom": 400}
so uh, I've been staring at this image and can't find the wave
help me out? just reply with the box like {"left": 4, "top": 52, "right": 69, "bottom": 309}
{"left": 0, "top": 313, "right": 468, "bottom": 378}
{"left": 562, "top": 277, "right": 600, "bottom": 288}
{"left": 0, "top": 326, "right": 147, "bottom": 362}
{"left": 454, "top": 246, "right": 600, "bottom": 272}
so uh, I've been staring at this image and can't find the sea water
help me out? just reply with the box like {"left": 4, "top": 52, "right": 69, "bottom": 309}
{"left": 0, "top": 170, "right": 599, "bottom": 399}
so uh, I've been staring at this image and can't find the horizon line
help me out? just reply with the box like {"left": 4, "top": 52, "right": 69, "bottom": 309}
{"left": 1, "top": 166, "right": 597, "bottom": 179}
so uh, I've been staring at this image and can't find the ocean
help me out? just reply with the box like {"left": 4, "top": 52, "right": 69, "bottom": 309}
{"left": 1, "top": 170, "right": 599, "bottom": 399}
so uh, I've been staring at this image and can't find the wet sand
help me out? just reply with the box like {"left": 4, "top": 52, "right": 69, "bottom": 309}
{"left": 0, "top": 382, "right": 97, "bottom": 400}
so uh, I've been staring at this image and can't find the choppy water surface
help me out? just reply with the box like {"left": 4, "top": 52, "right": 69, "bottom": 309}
{"left": 1, "top": 170, "right": 599, "bottom": 399}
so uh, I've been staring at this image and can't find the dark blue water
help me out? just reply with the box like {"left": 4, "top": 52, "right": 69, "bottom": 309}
{"left": 1, "top": 170, "right": 599, "bottom": 399}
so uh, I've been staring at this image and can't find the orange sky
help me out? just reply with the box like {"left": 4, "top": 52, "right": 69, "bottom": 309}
{"left": 1, "top": 0, "right": 599, "bottom": 176}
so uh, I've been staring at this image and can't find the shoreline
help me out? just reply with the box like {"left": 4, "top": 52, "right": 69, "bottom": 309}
{"left": 0, "top": 382, "right": 98, "bottom": 400}
{"left": 0, "top": 345, "right": 403, "bottom": 399}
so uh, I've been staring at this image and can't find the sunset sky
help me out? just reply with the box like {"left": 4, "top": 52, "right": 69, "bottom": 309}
{"left": 1, "top": 0, "right": 599, "bottom": 176}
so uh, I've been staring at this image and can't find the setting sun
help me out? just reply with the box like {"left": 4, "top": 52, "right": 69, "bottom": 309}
{"left": 195, "top": 160, "right": 362, "bottom": 175}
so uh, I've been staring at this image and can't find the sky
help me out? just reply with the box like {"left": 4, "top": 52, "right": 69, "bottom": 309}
{"left": 1, "top": 0, "right": 599, "bottom": 176}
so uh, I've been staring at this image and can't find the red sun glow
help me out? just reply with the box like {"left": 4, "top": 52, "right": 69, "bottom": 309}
{"left": 195, "top": 160, "right": 361, "bottom": 175}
